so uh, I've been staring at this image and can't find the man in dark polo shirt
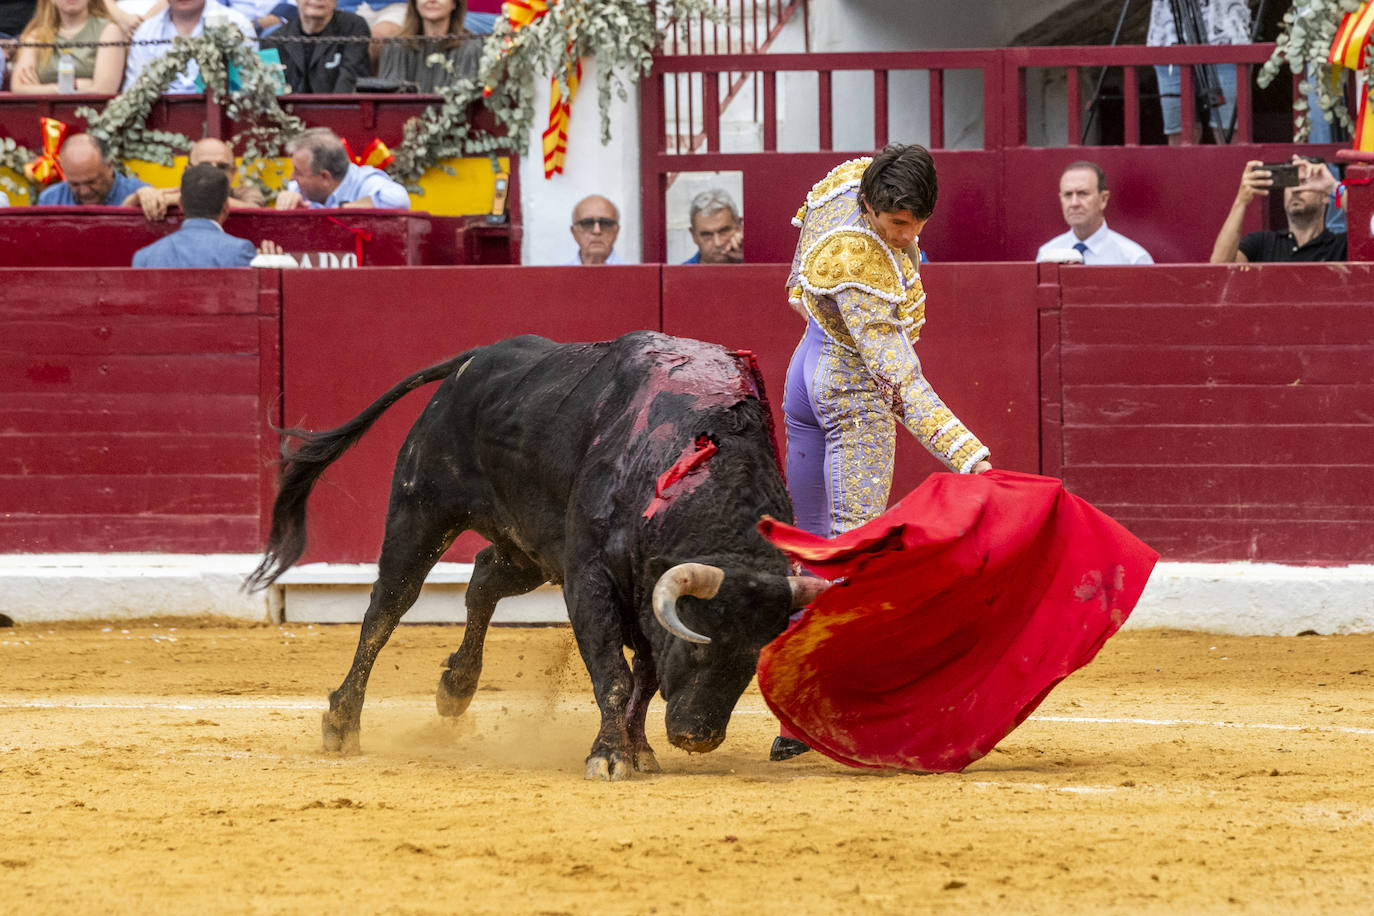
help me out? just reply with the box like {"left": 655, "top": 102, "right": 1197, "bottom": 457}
{"left": 1210, "top": 156, "right": 1346, "bottom": 263}
{"left": 263, "top": 0, "right": 370, "bottom": 94}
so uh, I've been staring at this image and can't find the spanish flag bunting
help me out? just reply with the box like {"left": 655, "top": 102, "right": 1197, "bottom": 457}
{"left": 541, "top": 56, "right": 581, "bottom": 177}
{"left": 1329, "top": 2, "right": 1374, "bottom": 69}
{"left": 505, "top": 0, "right": 551, "bottom": 29}
{"left": 1328, "top": 1, "right": 1374, "bottom": 151}
{"left": 341, "top": 138, "right": 395, "bottom": 170}
{"left": 24, "top": 117, "right": 69, "bottom": 186}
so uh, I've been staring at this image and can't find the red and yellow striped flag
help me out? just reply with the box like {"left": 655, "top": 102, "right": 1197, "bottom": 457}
{"left": 502, "top": 0, "right": 580, "bottom": 177}
{"left": 541, "top": 57, "right": 581, "bottom": 177}
{"left": 1329, "top": 1, "right": 1374, "bottom": 150}
{"left": 1330, "top": 2, "right": 1374, "bottom": 69}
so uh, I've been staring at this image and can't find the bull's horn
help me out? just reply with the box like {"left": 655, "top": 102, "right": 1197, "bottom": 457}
{"left": 788, "top": 576, "right": 829, "bottom": 609}
{"left": 652, "top": 563, "right": 724, "bottom": 645}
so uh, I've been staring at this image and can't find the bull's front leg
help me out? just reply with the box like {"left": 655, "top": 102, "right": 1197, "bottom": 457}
{"left": 625, "top": 648, "right": 661, "bottom": 774}
{"left": 566, "top": 574, "right": 639, "bottom": 781}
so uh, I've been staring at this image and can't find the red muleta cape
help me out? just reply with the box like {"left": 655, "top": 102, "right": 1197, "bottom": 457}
{"left": 756, "top": 469, "right": 1158, "bottom": 772}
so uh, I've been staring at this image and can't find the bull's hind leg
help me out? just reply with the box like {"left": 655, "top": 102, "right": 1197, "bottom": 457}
{"left": 322, "top": 507, "right": 458, "bottom": 755}
{"left": 437, "top": 544, "right": 545, "bottom": 718}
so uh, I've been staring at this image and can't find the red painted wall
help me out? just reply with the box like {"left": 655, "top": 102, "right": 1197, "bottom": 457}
{"left": 0, "top": 269, "right": 279, "bottom": 552}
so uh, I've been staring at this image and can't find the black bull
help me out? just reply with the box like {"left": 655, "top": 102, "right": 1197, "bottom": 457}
{"left": 248, "top": 332, "right": 824, "bottom": 780}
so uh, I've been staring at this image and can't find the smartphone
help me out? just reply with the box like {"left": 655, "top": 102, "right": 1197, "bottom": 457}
{"left": 1261, "top": 163, "right": 1301, "bottom": 189}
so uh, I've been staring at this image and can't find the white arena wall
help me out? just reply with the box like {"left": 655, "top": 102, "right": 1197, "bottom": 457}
{"left": 2, "top": 554, "right": 1372, "bottom": 636}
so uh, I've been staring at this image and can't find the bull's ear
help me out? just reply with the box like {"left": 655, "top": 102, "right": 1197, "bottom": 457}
{"left": 647, "top": 555, "right": 683, "bottom": 583}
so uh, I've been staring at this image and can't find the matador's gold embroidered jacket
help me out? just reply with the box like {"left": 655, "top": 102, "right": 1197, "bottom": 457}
{"left": 787, "top": 158, "right": 990, "bottom": 474}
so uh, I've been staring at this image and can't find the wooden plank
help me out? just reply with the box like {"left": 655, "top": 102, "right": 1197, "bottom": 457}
{"left": 1065, "top": 425, "right": 1374, "bottom": 467}
{"left": 1061, "top": 344, "right": 1373, "bottom": 386}
{"left": 1062, "top": 384, "right": 1374, "bottom": 426}
{"left": 0, "top": 515, "right": 260, "bottom": 553}
{"left": 1058, "top": 264, "right": 1374, "bottom": 307}
{"left": 0, "top": 316, "right": 260, "bottom": 355}
{"left": 0, "top": 434, "right": 258, "bottom": 476}
{"left": 1060, "top": 303, "right": 1374, "bottom": 346}
{"left": 0, "top": 474, "right": 259, "bottom": 514}
{"left": 1062, "top": 465, "right": 1373, "bottom": 508}
{"left": 0, "top": 393, "right": 259, "bottom": 434}
{"left": 1101, "top": 519, "right": 1374, "bottom": 564}
{"left": 0, "top": 270, "right": 260, "bottom": 315}
{"left": 0, "top": 354, "right": 261, "bottom": 395}
{"left": 1083, "top": 503, "right": 1372, "bottom": 522}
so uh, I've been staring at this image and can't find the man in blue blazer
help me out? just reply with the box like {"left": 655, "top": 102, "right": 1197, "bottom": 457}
{"left": 133, "top": 164, "right": 278, "bottom": 268}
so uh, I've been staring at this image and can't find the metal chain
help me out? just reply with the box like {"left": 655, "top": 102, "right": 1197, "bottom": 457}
{"left": 2, "top": 33, "right": 472, "bottom": 49}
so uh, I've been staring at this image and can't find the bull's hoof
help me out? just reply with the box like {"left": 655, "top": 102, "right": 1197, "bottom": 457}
{"left": 436, "top": 668, "right": 477, "bottom": 718}
{"left": 584, "top": 752, "right": 633, "bottom": 782}
{"left": 321, "top": 710, "right": 361, "bottom": 755}
{"left": 634, "top": 748, "right": 661, "bottom": 774}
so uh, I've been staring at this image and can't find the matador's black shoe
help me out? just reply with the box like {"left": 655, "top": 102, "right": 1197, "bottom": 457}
{"left": 769, "top": 736, "right": 812, "bottom": 761}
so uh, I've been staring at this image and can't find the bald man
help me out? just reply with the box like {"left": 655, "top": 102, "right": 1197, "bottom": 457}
{"left": 565, "top": 194, "right": 625, "bottom": 265}
{"left": 36, "top": 134, "right": 154, "bottom": 210}
{"left": 131, "top": 137, "right": 268, "bottom": 222}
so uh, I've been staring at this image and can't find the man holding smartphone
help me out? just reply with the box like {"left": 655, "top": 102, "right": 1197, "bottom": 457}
{"left": 1210, "top": 156, "right": 1345, "bottom": 263}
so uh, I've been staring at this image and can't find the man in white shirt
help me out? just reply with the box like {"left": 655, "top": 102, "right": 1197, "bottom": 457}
{"left": 124, "top": 0, "right": 258, "bottom": 95}
{"left": 1036, "top": 161, "right": 1154, "bottom": 265}
{"left": 274, "top": 127, "right": 411, "bottom": 209}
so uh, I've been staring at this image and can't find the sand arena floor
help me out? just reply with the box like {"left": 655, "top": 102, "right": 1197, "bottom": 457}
{"left": 1, "top": 620, "right": 1372, "bottom": 914}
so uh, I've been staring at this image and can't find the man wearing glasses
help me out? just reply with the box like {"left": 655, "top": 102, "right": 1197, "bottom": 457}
{"left": 132, "top": 137, "right": 267, "bottom": 222}
{"left": 565, "top": 195, "right": 624, "bottom": 265}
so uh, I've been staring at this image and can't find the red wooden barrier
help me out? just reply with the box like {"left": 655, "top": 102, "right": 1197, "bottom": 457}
{"left": 5, "top": 263, "right": 1369, "bottom": 565}
{"left": 0, "top": 269, "right": 279, "bottom": 553}
{"left": 1048, "top": 263, "right": 1374, "bottom": 564}
{"left": 0, "top": 208, "right": 447, "bottom": 267}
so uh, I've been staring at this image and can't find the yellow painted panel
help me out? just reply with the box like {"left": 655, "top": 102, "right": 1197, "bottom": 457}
{"left": 7, "top": 155, "right": 506, "bottom": 216}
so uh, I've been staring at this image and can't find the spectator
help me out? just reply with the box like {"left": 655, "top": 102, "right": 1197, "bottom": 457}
{"left": 263, "top": 0, "right": 369, "bottom": 93}
{"left": 565, "top": 194, "right": 622, "bottom": 265}
{"left": 1035, "top": 161, "right": 1153, "bottom": 265}
{"left": 10, "top": 0, "right": 125, "bottom": 93}
{"left": 188, "top": 136, "right": 267, "bottom": 206}
{"left": 376, "top": 0, "right": 481, "bottom": 91}
{"left": 124, "top": 0, "right": 256, "bottom": 94}
{"left": 684, "top": 189, "right": 743, "bottom": 264}
{"left": 35, "top": 133, "right": 160, "bottom": 211}
{"left": 132, "top": 163, "right": 282, "bottom": 266}
{"left": 1210, "top": 156, "right": 1345, "bottom": 263}
{"left": 1147, "top": 0, "right": 1250, "bottom": 145}
{"left": 274, "top": 126, "right": 411, "bottom": 209}
{"left": 130, "top": 136, "right": 268, "bottom": 220}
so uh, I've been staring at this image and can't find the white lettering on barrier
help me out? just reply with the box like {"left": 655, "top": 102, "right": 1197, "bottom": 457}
{"left": 294, "top": 252, "right": 358, "bottom": 269}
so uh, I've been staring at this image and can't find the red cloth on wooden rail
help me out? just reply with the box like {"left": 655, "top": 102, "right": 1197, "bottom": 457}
{"left": 756, "top": 469, "right": 1158, "bottom": 773}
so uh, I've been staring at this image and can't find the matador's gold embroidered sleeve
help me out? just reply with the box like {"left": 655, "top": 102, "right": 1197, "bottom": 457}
{"left": 833, "top": 278, "right": 991, "bottom": 474}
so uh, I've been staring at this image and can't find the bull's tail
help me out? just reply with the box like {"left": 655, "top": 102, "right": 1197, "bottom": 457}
{"left": 244, "top": 352, "right": 476, "bottom": 591}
